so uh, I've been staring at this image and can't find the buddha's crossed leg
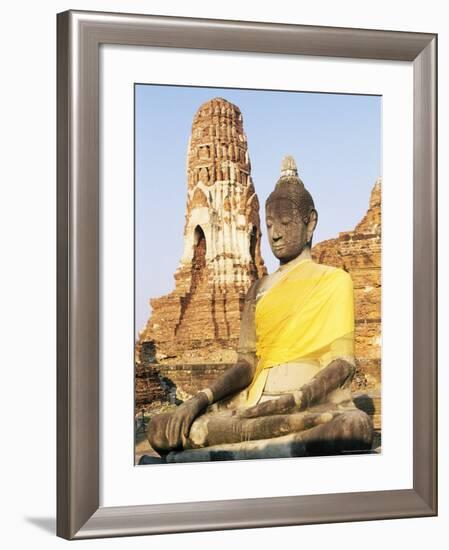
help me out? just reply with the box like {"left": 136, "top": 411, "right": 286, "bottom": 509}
{"left": 147, "top": 359, "right": 373, "bottom": 461}
{"left": 149, "top": 403, "right": 373, "bottom": 461}
{"left": 160, "top": 407, "right": 373, "bottom": 462}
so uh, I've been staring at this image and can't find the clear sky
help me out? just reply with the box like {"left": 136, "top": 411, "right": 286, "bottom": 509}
{"left": 135, "top": 84, "right": 381, "bottom": 334}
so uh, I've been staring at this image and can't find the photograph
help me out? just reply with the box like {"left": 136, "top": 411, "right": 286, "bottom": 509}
{"left": 134, "top": 85, "right": 382, "bottom": 465}
{"left": 54, "top": 10, "right": 437, "bottom": 536}
{"left": 1, "top": 0, "right": 442, "bottom": 545}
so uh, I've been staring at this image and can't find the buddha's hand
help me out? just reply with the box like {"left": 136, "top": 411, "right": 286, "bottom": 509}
{"left": 238, "top": 391, "right": 303, "bottom": 419}
{"left": 165, "top": 392, "right": 210, "bottom": 449}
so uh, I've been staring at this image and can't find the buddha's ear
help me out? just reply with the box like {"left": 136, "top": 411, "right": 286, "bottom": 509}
{"left": 306, "top": 209, "right": 318, "bottom": 242}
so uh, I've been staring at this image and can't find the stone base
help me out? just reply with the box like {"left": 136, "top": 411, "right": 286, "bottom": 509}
{"left": 164, "top": 434, "right": 378, "bottom": 464}
{"left": 166, "top": 432, "right": 306, "bottom": 462}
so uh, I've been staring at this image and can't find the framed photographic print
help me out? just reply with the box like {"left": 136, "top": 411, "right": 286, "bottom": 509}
{"left": 134, "top": 85, "right": 382, "bottom": 466}
{"left": 57, "top": 10, "right": 437, "bottom": 540}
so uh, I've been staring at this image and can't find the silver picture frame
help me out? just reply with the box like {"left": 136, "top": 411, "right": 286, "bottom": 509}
{"left": 57, "top": 10, "right": 437, "bottom": 540}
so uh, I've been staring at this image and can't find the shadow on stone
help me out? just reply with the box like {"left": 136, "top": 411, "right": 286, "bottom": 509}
{"left": 157, "top": 372, "right": 183, "bottom": 405}
{"left": 138, "top": 454, "right": 166, "bottom": 465}
{"left": 353, "top": 392, "right": 381, "bottom": 451}
{"left": 353, "top": 393, "right": 375, "bottom": 416}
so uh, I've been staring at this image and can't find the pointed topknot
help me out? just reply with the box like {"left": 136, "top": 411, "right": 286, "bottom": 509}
{"left": 275, "top": 155, "right": 304, "bottom": 190}
{"left": 267, "top": 155, "right": 314, "bottom": 220}
{"left": 280, "top": 155, "right": 298, "bottom": 178}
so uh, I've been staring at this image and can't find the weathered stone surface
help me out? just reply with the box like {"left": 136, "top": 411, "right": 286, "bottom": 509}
{"left": 135, "top": 341, "right": 176, "bottom": 413}
{"left": 313, "top": 178, "right": 382, "bottom": 390}
{"left": 155, "top": 363, "right": 231, "bottom": 401}
{"left": 136, "top": 99, "right": 381, "bottom": 410}
{"left": 139, "top": 98, "right": 266, "bottom": 366}
{"left": 353, "top": 390, "right": 381, "bottom": 432}
{"left": 135, "top": 363, "right": 170, "bottom": 411}
{"left": 135, "top": 363, "right": 232, "bottom": 414}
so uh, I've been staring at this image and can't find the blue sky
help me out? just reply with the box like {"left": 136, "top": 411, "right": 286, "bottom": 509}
{"left": 135, "top": 85, "right": 381, "bottom": 333}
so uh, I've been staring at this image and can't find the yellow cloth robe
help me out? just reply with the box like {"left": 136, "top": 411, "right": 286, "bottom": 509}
{"left": 246, "top": 259, "right": 355, "bottom": 407}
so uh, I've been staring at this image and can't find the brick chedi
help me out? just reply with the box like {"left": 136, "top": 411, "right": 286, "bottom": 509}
{"left": 312, "top": 178, "right": 382, "bottom": 390}
{"left": 139, "top": 98, "right": 266, "bottom": 366}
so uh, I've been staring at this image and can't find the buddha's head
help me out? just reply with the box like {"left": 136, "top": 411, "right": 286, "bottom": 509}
{"left": 265, "top": 155, "right": 318, "bottom": 264}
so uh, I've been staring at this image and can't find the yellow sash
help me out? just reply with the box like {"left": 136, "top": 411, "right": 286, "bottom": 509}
{"left": 246, "top": 259, "right": 355, "bottom": 406}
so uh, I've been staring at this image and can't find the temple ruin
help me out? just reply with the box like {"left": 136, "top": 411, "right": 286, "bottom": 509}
{"left": 138, "top": 97, "right": 266, "bottom": 367}
{"left": 312, "top": 179, "right": 382, "bottom": 434}
{"left": 136, "top": 99, "right": 381, "bottom": 440}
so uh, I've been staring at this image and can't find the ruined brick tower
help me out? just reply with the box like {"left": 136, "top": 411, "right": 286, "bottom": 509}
{"left": 139, "top": 97, "right": 266, "bottom": 365}
{"left": 313, "top": 178, "right": 382, "bottom": 390}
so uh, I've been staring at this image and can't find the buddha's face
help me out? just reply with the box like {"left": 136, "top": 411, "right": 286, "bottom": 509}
{"left": 266, "top": 198, "right": 315, "bottom": 264}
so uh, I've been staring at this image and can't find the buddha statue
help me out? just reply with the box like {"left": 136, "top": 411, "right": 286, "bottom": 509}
{"left": 144, "top": 156, "right": 374, "bottom": 463}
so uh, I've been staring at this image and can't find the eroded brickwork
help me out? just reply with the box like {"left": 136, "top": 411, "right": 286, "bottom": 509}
{"left": 136, "top": 102, "right": 381, "bottom": 415}
{"left": 138, "top": 98, "right": 266, "bottom": 365}
{"left": 313, "top": 178, "right": 382, "bottom": 389}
